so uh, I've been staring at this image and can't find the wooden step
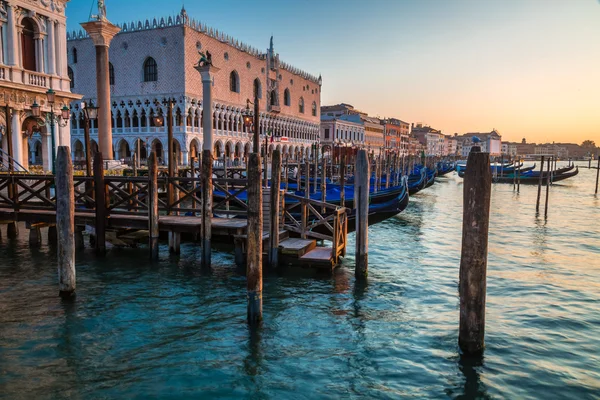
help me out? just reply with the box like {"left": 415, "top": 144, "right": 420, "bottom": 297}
{"left": 298, "top": 247, "right": 335, "bottom": 269}
{"left": 279, "top": 238, "right": 316, "bottom": 257}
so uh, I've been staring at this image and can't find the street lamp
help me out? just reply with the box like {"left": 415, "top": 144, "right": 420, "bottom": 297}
{"left": 31, "top": 89, "right": 69, "bottom": 174}
{"left": 80, "top": 99, "right": 99, "bottom": 178}
{"left": 243, "top": 97, "right": 260, "bottom": 154}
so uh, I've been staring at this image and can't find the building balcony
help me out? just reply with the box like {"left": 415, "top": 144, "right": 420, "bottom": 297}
{"left": 0, "top": 64, "right": 60, "bottom": 91}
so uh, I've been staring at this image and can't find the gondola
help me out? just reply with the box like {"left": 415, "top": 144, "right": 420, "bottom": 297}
{"left": 458, "top": 166, "right": 579, "bottom": 184}
{"left": 310, "top": 182, "right": 410, "bottom": 235}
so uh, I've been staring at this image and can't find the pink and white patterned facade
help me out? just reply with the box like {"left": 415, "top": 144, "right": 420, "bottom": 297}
{"left": 67, "top": 8, "right": 322, "bottom": 165}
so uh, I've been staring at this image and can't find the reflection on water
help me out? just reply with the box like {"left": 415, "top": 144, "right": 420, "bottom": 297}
{"left": 0, "top": 162, "right": 599, "bottom": 398}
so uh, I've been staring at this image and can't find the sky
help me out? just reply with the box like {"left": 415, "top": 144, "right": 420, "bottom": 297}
{"left": 66, "top": 0, "right": 600, "bottom": 144}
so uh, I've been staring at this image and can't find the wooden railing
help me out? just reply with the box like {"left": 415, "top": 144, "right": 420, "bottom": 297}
{"left": 0, "top": 173, "right": 251, "bottom": 217}
{"left": 282, "top": 193, "right": 348, "bottom": 263}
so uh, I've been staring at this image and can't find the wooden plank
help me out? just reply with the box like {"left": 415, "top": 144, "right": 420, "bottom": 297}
{"left": 300, "top": 247, "right": 333, "bottom": 262}
{"left": 279, "top": 238, "right": 316, "bottom": 256}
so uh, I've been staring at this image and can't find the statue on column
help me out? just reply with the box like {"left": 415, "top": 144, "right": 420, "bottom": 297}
{"left": 196, "top": 50, "right": 212, "bottom": 67}
{"left": 92, "top": 0, "right": 108, "bottom": 21}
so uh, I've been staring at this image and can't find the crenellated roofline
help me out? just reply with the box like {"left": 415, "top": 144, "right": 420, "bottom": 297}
{"left": 67, "top": 7, "right": 321, "bottom": 85}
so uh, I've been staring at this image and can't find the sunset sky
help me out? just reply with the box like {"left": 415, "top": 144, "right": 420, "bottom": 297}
{"left": 66, "top": 0, "right": 600, "bottom": 144}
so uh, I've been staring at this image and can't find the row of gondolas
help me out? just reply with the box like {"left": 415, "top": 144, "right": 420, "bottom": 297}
{"left": 213, "top": 161, "right": 456, "bottom": 233}
{"left": 213, "top": 158, "right": 578, "bottom": 233}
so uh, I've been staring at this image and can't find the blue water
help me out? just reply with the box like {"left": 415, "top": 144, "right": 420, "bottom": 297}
{"left": 1, "top": 162, "right": 599, "bottom": 399}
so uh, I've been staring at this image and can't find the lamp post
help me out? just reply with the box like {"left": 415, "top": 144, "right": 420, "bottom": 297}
{"left": 31, "top": 89, "right": 70, "bottom": 174}
{"left": 243, "top": 97, "right": 260, "bottom": 155}
{"left": 80, "top": 99, "right": 99, "bottom": 178}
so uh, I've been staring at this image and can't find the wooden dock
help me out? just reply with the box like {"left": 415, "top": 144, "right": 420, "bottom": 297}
{"left": 0, "top": 164, "right": 348, "bottom": 268}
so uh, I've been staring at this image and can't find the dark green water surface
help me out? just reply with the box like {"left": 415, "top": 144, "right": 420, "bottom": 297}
{"left": 1, "top": 162, "right": 599, "bottom": 399}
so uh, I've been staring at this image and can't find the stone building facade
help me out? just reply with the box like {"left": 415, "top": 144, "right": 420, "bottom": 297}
{"left": 67, "top": 8, "right": 321, "bottom": 165}
{"left": 381, "top": 118, "right": 409, "bottom": 156}
{"left": 320, "top": 114, "right": 364, "bottom": 148}
{"left": 0, "top": 0, "right": 78, "bottom": 171}
{"left": 412, "top": 124, "right": 445, "bottom": 156}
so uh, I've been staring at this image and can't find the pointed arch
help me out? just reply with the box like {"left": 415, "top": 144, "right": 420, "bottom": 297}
{"left": 299, "top": 97, "right": 304, "bottom": 114}
{"left": 109, "top": 62, "right": 115, "bottom": 85}
{"left": 253, "top": 78, "right": 262, "bottom": 99}
{"left": 143, "top": 57, "right": 158, "bottom": 82}
{"left": 284, "top": 88, "right": 290, "bottom": 107}
{"left": 67, "top": 67, "right": 74, "bottom": 89}
{"left": 312, "top": 101, "right": 317, "bottom": 117}
{"left": 230, "top": 70, "right": 240, "bottom": 93}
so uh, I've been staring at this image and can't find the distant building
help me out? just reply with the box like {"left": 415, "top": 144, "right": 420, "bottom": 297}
{"left": 381, "top": 118, "right": 409, "bottom": 156}
{"left": 535, "top": 143, "right": 569, "bottom": 158}
{"left": 320, "top": 103, "right": 385, "bottom": 155}
{"left": 320, "top": 114, "right": 364, "bottom": 147}
{"left": 411, "top": 123, "right": 444, "bottom": 156}
{"left": 443, "top": 135, "right": 458, "bottom": 156}
{"left": 320, "top": 103, "right": 366, "bottom": 118}
{"left": 501, "top": 142, "right": 518, "bottom": 156}
{"left": 456, "top": 130, "right": 502, "bottom": 156}
{"left": 362, "top": 115, "right": 385, "bottom": 154}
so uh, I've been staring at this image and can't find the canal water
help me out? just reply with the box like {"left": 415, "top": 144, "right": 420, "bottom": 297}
{"left": 1, "top": 162, "right": 599, "bottom": 399}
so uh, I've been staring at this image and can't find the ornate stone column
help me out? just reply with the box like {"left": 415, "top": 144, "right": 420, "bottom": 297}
{"left": 196, "top": 64, "right": 220, "bottom": 151}
{"left": 46, "top": 18, "right": 56, "bottom": 76}
{"left": 10, "top": 109, "right": 22, "bottom": 167}
{"left": 81, "top": 20, "right": 120, "bottom": 161}
{"left": 34, "top": 32, "right": 45, "bottom": 73}
{"left": 6, "top": 2, "right": 18, "bottom": 68}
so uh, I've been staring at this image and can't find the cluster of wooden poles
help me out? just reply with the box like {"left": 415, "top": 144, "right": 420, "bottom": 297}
{"left": 49, "top": 141, "right": 494, "bottom": 356}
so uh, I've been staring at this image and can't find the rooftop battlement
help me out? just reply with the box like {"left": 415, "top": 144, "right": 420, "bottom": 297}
{"left": 67, "top": 7, "right": 321, "bottom": 84}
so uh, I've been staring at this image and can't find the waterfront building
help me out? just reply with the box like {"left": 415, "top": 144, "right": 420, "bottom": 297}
{"left": 0, "top": 0, "right": 79, "bottom": 171}
{"left": 320, "top": 103, "right": 385, "bottom": 155}
{"left": 411, "top": 123, "right": 445, "bottom": 156}
{"left": 535, "top": 143, "right": 569, "bottom": 159}
{"left": 362, "top": 115, "right": 384, "bottom": 155}
{"left": 501, "top": 142, "right": 518, "bottom": 156}
{"left": 321, "top": 103, "right": 365, "bottom": 119}
{"left": 320, "top": 114, "right": 364, "bottom": 148}
{"left": 67, "top": 8, "right": 321, "bottom": 166}
{"left": 381, "top": 118, "right": 409, "bottom": 156}
{"left": 443, "top": 135, "right": 458, "bottom": 156}
{"left": 457, "top": 130, "right": 502, "bottom": 157}
{"left": 407, "top": 136, "right": 424, "bottom": 156}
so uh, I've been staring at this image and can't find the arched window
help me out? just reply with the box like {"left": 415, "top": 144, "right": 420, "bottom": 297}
{"left": 230, "top": 70, "right": 239, "bottom": 93}
{"left": 67, "top": 67, "right": 74, "bottom": 89}
{"left": 284, "top": 89, "right": 290, "bottom": 106}
{"left": 143, "top": 57, "right": 157, "bottom": 82}
{"left": 21, "top": 18, "right": 36, "bottom": 71}
{"left": 270, "top": 90, "right": 277, "bottom": 107}
{"left": 253, "top": 78, "right": 262, "bottom": 99}
{"left": 109, "top": 63, "right": 115, "bottom": 85}
{"left": 72, "top": 48, "right": 78, "bottom": 64}
{"left": 312, "top": 101, "right": 317, "bottom": 116}
{"left": 299, "top": 97, "right": 304, "bottom": 114}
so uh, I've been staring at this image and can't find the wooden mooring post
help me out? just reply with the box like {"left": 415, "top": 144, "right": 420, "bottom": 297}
{"left": 56, "top": 147, "right": 76, "bottom": 297}
{"left": 459, "top": 145, "right": 491, "bottom": 355}
{"left": 148, "top": 152, "right": 159, "bottom": 260}
{"left": 544, "top": 157, "right": 551, "bottom": 218}
{"left": 93, "top": 153, "right": 106, "bottom": 255}
{"left": 536, "top": 155, "right": 545, "bottom": 213}
{"left": 247, "top": 153, "right": 263, "bottom": 324}
{"left": 201, "top": 149, "right": 213, "bottom": 269}
{"left": 595, "top": 156, "right": 599, "bottom": 195}
{"left": 340, "top": 155, "right": 346, "bottom": 208}
{"left": 268, "top": 150, "right": 281, "bottom": 268}
{"left": 355, "top": 149, "right": 370, "bottom": 280}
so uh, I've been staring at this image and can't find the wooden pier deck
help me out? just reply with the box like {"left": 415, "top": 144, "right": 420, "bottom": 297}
{"left": 0, "top": 168, "right": 348, "bottom": 269}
